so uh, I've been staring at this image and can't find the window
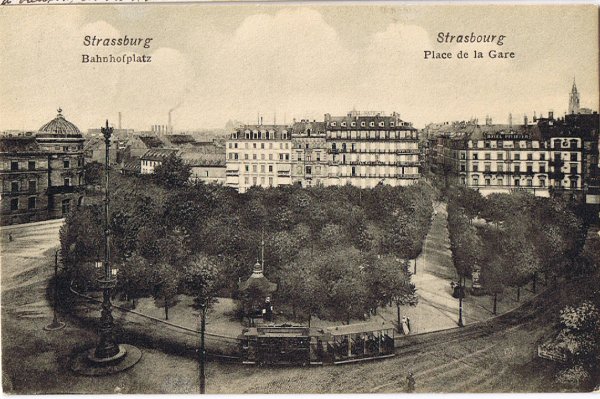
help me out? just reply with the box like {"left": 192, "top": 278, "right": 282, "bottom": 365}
{"left": 570, "top": 153, "right": 577, "bottom": 161}
{"left": 244, "top": 177, "right": 249, "bottom": 184}
{"left": 245, "top": 154, "right": 249, "bottom": 160}
{"left": 252, "top": 165, "right": 257, "bottom": 173}
{"left": 527, "top": 153, "right": 533, "bottom": 160}
{"left": 540, "top": 179, "right": 546, "bottom": 187}
{"left": 460, "top": 177, "right": 466, "bottom": 185}
{"left": 498, "top": 178, "right": 504, "bottom": 186}
{"left": 484, "top": 142, "right": 491, "bottom": 149}
{"left": 514, "top": 153, "right": 520, "bottom": 161}
{"left": 245, "top": 165, "right": 249, "bottom": 172}
{"left": 527, "top": 179, "right": 533, "bottom": 187}
{"left": 497, "top": 153, "right": 503, "bottom": 160}
{"left": 28, "top": 161, "right": 35, "bottom": 171}
{"left": 570, "top": 165, "right": 577, "bottom": 174}
{"left": 253, "top": 154, "right": 257, "bottom": 160}
{"left": 316, "top": 153, "right": 321, "bottom": 162}
{"left": 268, "top": 165, "right": 273, "bottom": 172}
{"left": 460, "top": 164, "right": 466, "bottom": 172}
{"left": 484, "top": 164, "right": 491, "bottom": 172}
{"left": 260, "top": 177, "right": 265, "bottom": 185}
{"left": 498, "top": 164, "right": 504, "bottom": 172}
{"left": 472, "top": 176, "right": 479, "bottom": 185}
{"left": 539, "top": 164, "right": 546, "bottom": 173}
{"left": 253, "top": 143, "right": 257, "bottom": 149}
{"left": 261, "top": 154, "right": 265, "bottom": 160}
{"left": 11, "top": 161, "right": 18, "bottom": 171}
{"left": 261, "top": 143, "right": 265, "bottom": 149}
{"left": 297, "top": 165, "right": 303, "bottom": 174}
{"left": 527, "top": 165, "right": 533, "bottom": 173}
{"left": 351, "top": 166, "right": 356, "bottom": 176}
{"left": 472, "top": 153, "right": 478, "bottom": 160}
{"left": 269, "top": 154, "right": 273, "bottom": 160}
{"left": 29, "top": 180, "right": 36, "bottom": 192}
{"left": 460, "top": 153, "right": 466, "bottom": 160}
{"left": 10, "top": 198, "right": 18, "bottom": 211}
{"left": 514, "top": 165, "right": 520, "bottom": 173}
{"left": 485, "top": 179, "right": 491, "bottom": 186}
{"left": 28, "top": 197, "right": 36, "bottom": 210}
{"left": 540, "top": 153, "right": 545, "bottom": 161}
{"left": 514, "top": 179, "right": 520, "bottom": 186}
{"left": 269, "top": 177, "right": 273, "bottom": 186}
{"left": 260, "top": 165, "right": 265, "bottom": 173}
{"left": 472, "top": 164, "right": 479, "bottom": 172}
{"left": 571, "top": 180, "right": 577, "bottom": 189}
{"left": 485, "top": 153, "right": 491, "bottom": 160}
{"left": 306, "top": 166, "right": 312, "bottom": 175}
{"left": 64, "top": 159, "right": 70, "bottom": 168}
{"left": 64, "top": 178, "right": 71, "bottom": 186}
{"left": 253, "top": 177, "right": 257, "bottom": 185}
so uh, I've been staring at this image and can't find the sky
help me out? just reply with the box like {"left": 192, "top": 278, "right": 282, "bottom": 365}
{"left": 0, "top": 3, "right": 598, "bottom": 131}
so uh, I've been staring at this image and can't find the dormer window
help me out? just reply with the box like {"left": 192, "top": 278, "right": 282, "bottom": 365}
{"left": 351, "top": 122, "right": 356, "bottom": 127}
{"left": 331, "top": 122, "right": 337, "bottom": 127}
{"left": 360, "top": 121, "right": 366, "bottom": 127}
{"left": 341, "top": 122, "right": 347, "bottom": 127}
{"left": 378, "top": 121, "right": 385, "bottom": 127}
{"left": 369, "top": 122, "right": 375, "bottom": 127}
{"left": 390, "top": 122, "right": 395, "bottom": 127}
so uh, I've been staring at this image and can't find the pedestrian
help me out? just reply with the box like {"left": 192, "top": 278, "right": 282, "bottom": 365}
{"left": 8, "top": 232, "right": 13, "bottom": 242}
{"left": 407, "top": 317, "right": 411, "bottom": 333}
{"left": 406, "top": 371, "right": 416, "bottom": 393}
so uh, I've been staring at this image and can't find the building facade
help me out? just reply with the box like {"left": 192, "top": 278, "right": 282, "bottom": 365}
{"left": 0, "top": 137, "right": 50, "bottom": 225}
{"left": 140, "top": 148, "right": 179, "bottom": 174}
{"left": 225, "top": 124, "right": 293, "bottom": 193}
{"left": 35, "top": 109, "right": 86, "bottom": 219}
{"left": 290, "top": 120, "right": 328, "bottom": 187}
{"left": 0, "top": 109, "right": 86, "bottom": 225}
{"left": 324, "top": 111, "right": 420, "bottom": 188}
{"left": 429, "top": 118, "right": 591, "bottom": 197}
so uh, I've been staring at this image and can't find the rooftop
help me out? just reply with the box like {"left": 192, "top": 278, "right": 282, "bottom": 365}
{"left": 37, "top": 108, "right": 81, "bottom": 136}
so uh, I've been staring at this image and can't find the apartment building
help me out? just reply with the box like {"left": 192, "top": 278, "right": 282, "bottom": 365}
{"left": 225, "top": 124, "right": 293, "bottom": 193}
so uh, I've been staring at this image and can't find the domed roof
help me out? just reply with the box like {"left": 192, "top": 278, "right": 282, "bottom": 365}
{"left": 38, "top": 108, "right": 80, "bottom": 135}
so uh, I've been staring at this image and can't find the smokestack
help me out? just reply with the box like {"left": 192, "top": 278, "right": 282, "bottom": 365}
{"left": 548, "top": 110, "right": 554, "bottom": 119}
{"left": 168, "top": 111, "right": 172, "bottom": 134}
{"left": 524, "top": 115, "right": 528, "bottom": 125}
{"left": 260, "top": 116, "right": 263, "bottom": 126}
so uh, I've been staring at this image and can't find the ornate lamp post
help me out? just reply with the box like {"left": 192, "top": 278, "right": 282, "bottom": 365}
{"left": 71, "top": 120, "right": 141, "bottom": 375}
{"left": 91, "top": 120, "right": 122, "bottom": 361}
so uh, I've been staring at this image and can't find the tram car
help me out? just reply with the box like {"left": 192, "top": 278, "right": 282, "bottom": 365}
{"left": 240, "top": 322, "right": 395, "bottom": 366}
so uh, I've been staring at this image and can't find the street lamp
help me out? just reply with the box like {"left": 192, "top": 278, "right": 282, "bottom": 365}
{"left": 44, "top": 249, "right": 66, "bottom": 331}
{"left": 71, "top": 119, "right": 141, "bottom": 375}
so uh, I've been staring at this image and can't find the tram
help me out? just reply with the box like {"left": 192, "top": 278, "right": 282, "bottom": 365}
{"left": 240, "top": 322, "right": 395, "bottom": 366}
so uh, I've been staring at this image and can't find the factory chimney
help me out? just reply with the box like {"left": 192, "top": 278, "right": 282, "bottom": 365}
{"left": 168, "top": 111, "right": 173, "bottom": 134}
{"left": 118, "top": 112, "right": 122, "bottom": 130}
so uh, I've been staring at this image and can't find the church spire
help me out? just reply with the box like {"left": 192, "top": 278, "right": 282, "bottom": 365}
{"left": 569, "top": 77, "right": 580, "bottom": 114}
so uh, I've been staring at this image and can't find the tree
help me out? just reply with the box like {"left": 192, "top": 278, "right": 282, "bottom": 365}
{"left": 153, "top": 153, "right": 191, "bottom": 189}
{"left": 153, "top": 263, "right": 180, "bottom": 320}
{"left": 84, "top": 161, "right": 103, "bottom": 186}
{"left": 480, "top": 253, "right": 505, "bottom": 314}
{"left": 182, "top": 254, "right": 220, "bottom": 310}
{"left": 278, "top": 254, "right": 325, "bottom": 323}
{"left": 117, "top": 253, "right": 154, "bottom": 308}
